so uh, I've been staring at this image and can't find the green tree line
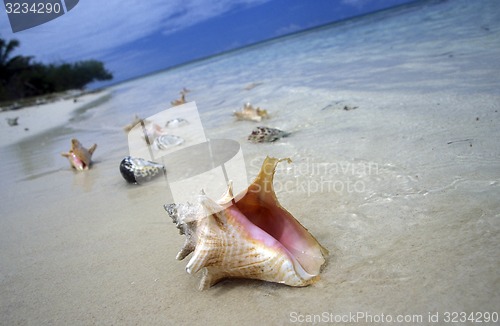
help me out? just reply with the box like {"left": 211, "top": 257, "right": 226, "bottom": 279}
{"left": 0, "top": 37, "right": 113, "bottom": 101}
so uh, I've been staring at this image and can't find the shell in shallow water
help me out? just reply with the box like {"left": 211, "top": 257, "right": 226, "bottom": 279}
{"left": 123, "top": 115, "right": 144, "bottom": 132}
{"left": 119, "top": 156, "right": 165, "bottom": 184}
{"left": 165, "top": 118, "right": 189, "bottom": 128}
{"left": 153, "top": 134, "right": 185, "bottom": 150}
{"left": 233, "top": 103, "right": 269, "bottom": 122}
{"left": 144, "top": 123, "right": 167, "bottom": 141}
{"left": 7, "top": 117, "right": 19, "bottom": 126}
{"left": 165, "top": 157, "right": 328, "bottom": 290}
{"left": 171, "top": 88, "right": 190, "bottom": 106}
{"left": 61, "top": 138, "right": 97, "bottom": 171}
{"left": 248, "top": 126, "right": 290, "bottom": 143}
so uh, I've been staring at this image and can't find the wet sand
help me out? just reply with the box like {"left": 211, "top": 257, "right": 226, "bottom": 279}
{"left": 1, "top": 0, "right": 499, "bottom": 325}
{"left": 0, "top": 92, "right": 111, "bottom": 148}
{"left": 1, "top": 92, "right": 498, "bottom": 325}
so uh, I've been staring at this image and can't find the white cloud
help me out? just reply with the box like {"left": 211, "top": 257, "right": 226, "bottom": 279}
{"left": 0, "top": 0, "right": 270, "bottom": 63}
{"left": 341, "top": 0, "right": 372, "bottom": 9}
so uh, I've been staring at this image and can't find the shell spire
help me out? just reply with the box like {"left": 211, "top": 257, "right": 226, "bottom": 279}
{"left": 166, "top": 157, "right": 328, "bottom": 290}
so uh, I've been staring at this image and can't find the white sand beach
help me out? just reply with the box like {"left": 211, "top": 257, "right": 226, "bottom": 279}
{"left": 0, "top": 91, "right": 111, "bottom": 147}
{"left": 1, "top": 0, "right": 499, "bottom": 325}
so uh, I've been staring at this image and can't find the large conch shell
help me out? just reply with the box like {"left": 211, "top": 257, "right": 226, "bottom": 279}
{"left": 165, "top": 157, "right": 328, "bottom": 290}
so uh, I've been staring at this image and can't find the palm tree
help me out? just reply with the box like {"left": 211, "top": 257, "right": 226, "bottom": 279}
{"left": 0, "top": 37, "right": 112, "bottom": 101}
{"left": 0, "top": 38, "right": 32, "bottom": 78}
{"left": 0, "top": 37, "right": 33, "bottom": 99}
{"left": 0, "top": 38, "right": 20, "bottom": 67}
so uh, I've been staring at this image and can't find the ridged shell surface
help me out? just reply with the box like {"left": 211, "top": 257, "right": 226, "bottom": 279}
{"left": 166, "top": 157, "right": 328, "bottom": 290}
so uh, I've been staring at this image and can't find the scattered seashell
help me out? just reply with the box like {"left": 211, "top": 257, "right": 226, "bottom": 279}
{"left": 144, "top": 123, "right": 167, "bottom": 141}
{"left": 123, "top": 116, "right": 166, "bottom": 144}
{"left": 248, "top": 126, "right": 290, "bottom": 143}
{"left": 119, "top": 156, "right": 166, "bottom": 184}
{"left": 61, "top": 138, "right": 97, "bottom": 171}
{"left": 6, "top": 117, "right": 19, "bottom": 126}
{"left": 343, "top": 105, "right": 358, "bottom": 111}
{"left": 234, "top": 103, "right": 269, "bottom": 122}
{"left": 171, "top": 88, "right": 190, "bottom": 106}
{"left": 153, "top": 134, "right": 184, "bottom": 150}
{"left": 165, "top": 157, "right": 328, "bottom": 290}
{"left": 123, "top": 115, "right": 144, "bottom": 132}
{"left": 165, "top": 118, "right": 189, "bottom": 128}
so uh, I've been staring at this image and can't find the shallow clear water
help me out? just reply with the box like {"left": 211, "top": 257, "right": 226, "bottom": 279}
{"left": 1, "top": 0, "right": 499, "bottom": 324}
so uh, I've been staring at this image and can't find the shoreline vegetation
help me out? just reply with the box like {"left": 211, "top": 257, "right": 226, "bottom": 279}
{"left": 0, "top": 37, "right": 113, "bottom": 108}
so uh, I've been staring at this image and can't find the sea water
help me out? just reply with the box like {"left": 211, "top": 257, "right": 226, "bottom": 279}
{"left": 1, "top": 0, "right": 499, "bottom": 324}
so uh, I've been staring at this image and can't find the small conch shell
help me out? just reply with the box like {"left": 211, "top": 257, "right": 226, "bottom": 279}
{"left": 165, "top": 157, "right": 328, "bottom": 290}
{"left": 144, "top": 123, "right": 166, "bottom": 141}
{"left": 171, "top": 88, "right": 190, "bottom": 106}
{"left": 6, "top": 117, "right": 19, "bottom": 126}
{"left": 61, "top": 138, "right": 97, "bottom": 171}
{"left": 123, "top": 115, "right": 144, "bottom": 132}
{"left": 234, "top": 103, "right": 269, "bottom": 122}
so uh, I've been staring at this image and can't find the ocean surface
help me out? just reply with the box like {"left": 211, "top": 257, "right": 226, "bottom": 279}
{"left": 1, "top": 0, "right": 499, "bottom": 324}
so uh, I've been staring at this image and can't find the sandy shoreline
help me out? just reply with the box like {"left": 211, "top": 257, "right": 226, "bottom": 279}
{"left": 0, "top": 91, "right": 111, "bottom": 148}
{"left": 1, "top": 1, "right": 499, "bottom": 325}
{"left": 1, "top": 86, "right": 498, "bottom": 325}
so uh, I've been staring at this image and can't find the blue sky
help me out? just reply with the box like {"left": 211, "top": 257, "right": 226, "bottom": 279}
{"left": 1, "top": 0, "right": 416, "bottom": 86}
